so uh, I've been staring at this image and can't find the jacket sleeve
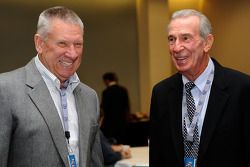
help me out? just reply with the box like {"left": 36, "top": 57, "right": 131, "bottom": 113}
{"left": 0, "top": 81, "right": 13, "bottom": 167}
{"left": 100, "top": 131, "right": 122, "bottom": 165}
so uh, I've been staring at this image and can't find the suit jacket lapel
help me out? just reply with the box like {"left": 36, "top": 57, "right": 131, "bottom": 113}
{"left": 25, "top": 59, "right": 69, "bottom": 167}
{"left": 198, "top": 60, "right": 229, "bottom": 162}
{"left": 168, "top": 74, "right": 185, "bottom": 165}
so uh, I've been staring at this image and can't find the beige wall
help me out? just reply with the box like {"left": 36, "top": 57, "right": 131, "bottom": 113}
{"left": 137, "top": 0, "right": 172, "bottom": 113}
{"left": 203, "top": 0, "right": 250, "bottom": 74}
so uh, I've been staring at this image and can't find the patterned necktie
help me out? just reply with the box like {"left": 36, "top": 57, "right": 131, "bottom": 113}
{"left": 184, "top": 81, "right": 199, "bottom": 159}
{"left": 185, "top": 82, "right": 196, "bottom": 122}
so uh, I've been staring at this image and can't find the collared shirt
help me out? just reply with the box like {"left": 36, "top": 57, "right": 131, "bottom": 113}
{"left": 182, "top": 58, "right": 215, "bottom": 137}
{"left": 35, "top": 55, "right": 80, "bottom": 165}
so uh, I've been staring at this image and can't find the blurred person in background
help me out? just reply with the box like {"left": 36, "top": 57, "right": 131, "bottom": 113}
{"left": 99, "top": 107, "right": 131, "bottom": 167}
{"left": 100, "top": 131, "right": 131, "bottom": 167}
{"left": 101, "top": 72, "right": 130, "bottom": 144}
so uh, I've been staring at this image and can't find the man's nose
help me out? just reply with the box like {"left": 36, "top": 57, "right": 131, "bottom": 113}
{"left": 172, "top": 40, "right": 184, "bottom": 52}
{"left": 66, "top": 44, "right": 78, "bottom": 58}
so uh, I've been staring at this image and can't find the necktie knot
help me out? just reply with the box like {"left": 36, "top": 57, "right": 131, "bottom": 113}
{"left": 185, "top": 81, "right": 196, "bottom": 121}
{"left": 185, "top": 81, "right": 195, "bottom": 92}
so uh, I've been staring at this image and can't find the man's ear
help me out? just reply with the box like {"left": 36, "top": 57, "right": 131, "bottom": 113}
{"left": 34, "top": 34, "right": 44, "bottom": 54}
{"left": 204, "top": 34, "right": 214, "bottom": 53}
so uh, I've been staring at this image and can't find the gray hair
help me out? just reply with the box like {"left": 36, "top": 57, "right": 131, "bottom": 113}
{"left": 169, "top": 9, "right": 212, "bottom": 39}
{"left": 37, "top": 6, "right": 84, "bottom": 39}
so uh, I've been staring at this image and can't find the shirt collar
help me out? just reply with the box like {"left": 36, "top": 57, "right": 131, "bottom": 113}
{"left": 34, "top": 55, "right": 80, "bottom": 92}
{"left": 182, "top": 58, "right": 214, "bottom": 92}
{"left": 108, "top": 81, "right": 117, "bottom": 87}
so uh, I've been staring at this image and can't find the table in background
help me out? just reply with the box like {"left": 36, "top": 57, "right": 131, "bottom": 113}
{"left": 114, "top": 146, "right": 149, "bottom": 167}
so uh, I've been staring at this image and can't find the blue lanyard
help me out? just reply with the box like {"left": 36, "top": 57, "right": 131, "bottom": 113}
{"left": 183, "top": 70, "right": 214, "bottom": 142}
{"left": 59, "top": 80, "right": 70, "bottom": 143}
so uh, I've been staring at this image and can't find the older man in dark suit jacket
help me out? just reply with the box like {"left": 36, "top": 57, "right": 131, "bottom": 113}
{"left": 150, "top": 9, "right": 250, "bottom": 167}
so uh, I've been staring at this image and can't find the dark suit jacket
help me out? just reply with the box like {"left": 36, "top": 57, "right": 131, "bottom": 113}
{"left": 150, "top": 59, "right": 250, "bottom": 167}
{"left": 0, "top": 58, "right": 103, "bottom": 167}
{"left": 101, "top": 84, "right": 130, "bottom": 144}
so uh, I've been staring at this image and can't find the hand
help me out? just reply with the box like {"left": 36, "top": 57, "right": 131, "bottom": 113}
{"left": 111, "top": 144, "right": 132, "bottom": 159}
{"left": 111, "top": 144, "right": 123, "bottom": 152}
{"left": 120, "top": 147, "right": 131, "bottom": 159}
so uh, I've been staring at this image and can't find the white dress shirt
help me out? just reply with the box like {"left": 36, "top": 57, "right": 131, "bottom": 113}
{"left": 35, "top": 55, "right": 80, "bottom": 166}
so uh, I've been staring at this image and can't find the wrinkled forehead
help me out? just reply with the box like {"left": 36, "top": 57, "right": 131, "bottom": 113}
{"left": 47, "top": 18, "right": 84, "bottom": 36}
{"left": 168, "top": 16, "right": 200, "bottom": 34}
